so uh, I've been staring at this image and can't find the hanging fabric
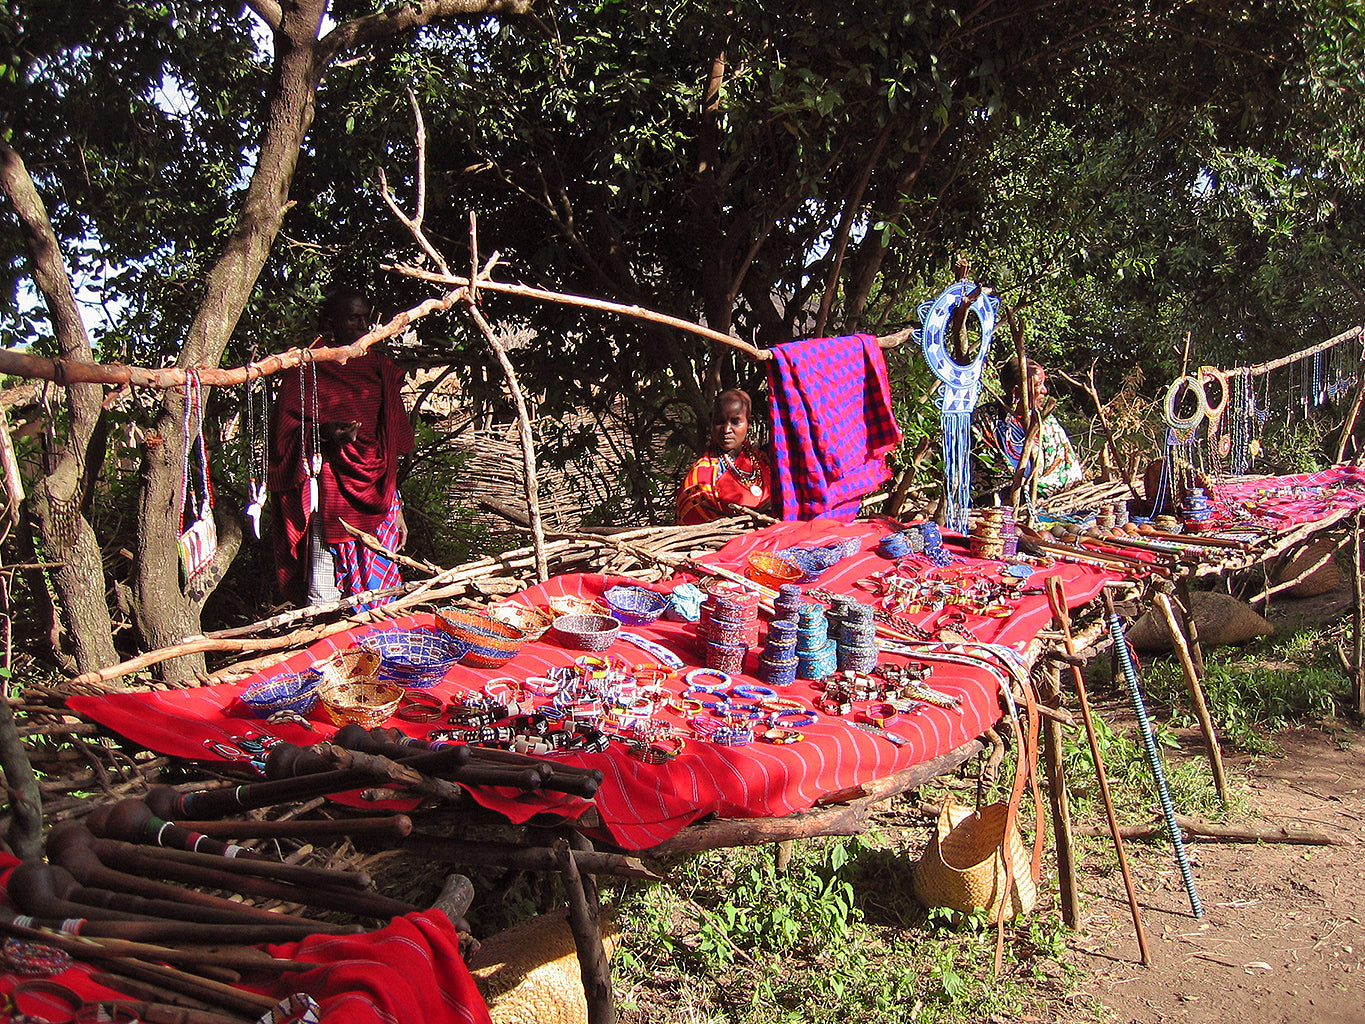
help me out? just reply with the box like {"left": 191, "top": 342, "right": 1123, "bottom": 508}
{"left": 918, "top": 281, "right": 1000, "bottom": 533}
{"left": 177, "top": 368, "right": 218, "bottom": 591}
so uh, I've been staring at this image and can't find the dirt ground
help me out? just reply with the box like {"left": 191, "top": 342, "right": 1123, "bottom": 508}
{"left": 1058, "top": 590, "right": 1365, "bottom": 1024}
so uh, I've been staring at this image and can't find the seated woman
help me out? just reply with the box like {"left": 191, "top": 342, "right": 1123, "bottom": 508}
{"left": 676, "top": 389, "right": 773, "bottom": 525}
{"left": 979, "top": 357, "right": 1086, "bottom": 498}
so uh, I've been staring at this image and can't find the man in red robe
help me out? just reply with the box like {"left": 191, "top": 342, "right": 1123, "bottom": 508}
{"left": 268, "top": 288, "right": 414, "bottom": 605}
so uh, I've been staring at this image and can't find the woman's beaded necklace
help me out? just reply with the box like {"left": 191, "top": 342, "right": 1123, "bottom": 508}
{"left": 719, "top": 446, "right": 764, "bottom": 496}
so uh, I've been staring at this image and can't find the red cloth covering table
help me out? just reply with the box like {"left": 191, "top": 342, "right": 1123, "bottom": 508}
{"left": 0, "top": 853, "right": 492, "bottom": 1024}
{"left": 67, "top": 518, "right": 1118, "bottom": 852}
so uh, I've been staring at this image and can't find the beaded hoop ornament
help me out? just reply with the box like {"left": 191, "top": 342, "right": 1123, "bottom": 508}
{"left": 917, "top": 281, "right": 1000, "bottom": 533}
{"left": 1198, "top": 365, "right": 1230, "bottom": 436}
{"left": 1163, "top": 374, "right": 1208, "bottom": 438}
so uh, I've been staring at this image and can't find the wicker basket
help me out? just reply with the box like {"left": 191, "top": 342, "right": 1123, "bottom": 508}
{"left": 913, "top": 800, "right": 1036, "bottom": 919}
{"left": 238, "top": 668, "right": 321, "bottom": 718}
{"left": 358, "top": 627, "right": 469, "bottom": 689}
{"left": 490, "top": 602, "right": 555, "bottom": 641}
{"left": 435, "top": 607, "right": 530, "bottom": 669}
{"left": 552, "top": 613, "right": 620, "bottom": 652}
{"left": 602, "top": 585, "right": 669, "bottom": 626}
{"left": 744, "top": 551, "right": 803, "bottom": 590}
{"left": 316, "top": 676, "right": 404, "bottom": 729}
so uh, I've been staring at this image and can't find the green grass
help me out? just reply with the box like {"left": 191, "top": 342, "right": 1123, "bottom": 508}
{"left": 605, "top": 833, "right": 1088, "bottom": 1024}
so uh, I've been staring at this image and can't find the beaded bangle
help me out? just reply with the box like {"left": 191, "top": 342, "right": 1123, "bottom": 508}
{"left": 667, "top": 696, "right": 705, "bottom": 715}
{"left": 865, "top": 703, "right": 899, "bottom": 728}
{"left": 768, "top": 708, "right": 817, "bottom": 728}
{"left": 711, "top": 723, "right": 754, "bottom": 746}
{"left": 759, "top": 696, "right": 808, "bottom": 713}
{"left": 684, "top": 667, "right": 732, "bottom": 691}
{"left": 523, "top": 676, "right": 561, "bottom": 697}
{"left": 731, "top": 683, "right": 776, "bottom": 700}
{"left": 680, "top": 687, "right": 730, "bottom": 710}
{"left": 689, "top": 714, "right": 720, "bottom": 738}
{"left": 762, "top": 727, "right": 805, "bottom": 744}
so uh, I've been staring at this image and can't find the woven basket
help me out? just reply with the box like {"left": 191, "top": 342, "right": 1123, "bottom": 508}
{"left": 468, "top": 909, "right": 620, "bottom": 1024}
{"left": 602, "top": 585, "right": 669, "bottom": 626}
{"left": 358, "top": 627, "right": 469, "bottom": 689}
{"left": 316, "top": 676, "right": 404, "bottom": 729}
{"left": 913, "top": 800, "right": 1036, "bottom": 919}
{"left": 547, "top": 595, "right": 608, "bottom": 618}
{"left": 490, "top": 602, "right": 555, "bottom": 641}
{"left": 238, "top": 669, "right": 321, "bottom": 718}
{"left": 552, "top": 613, "right": 620, "bottom": 652}
{"left": 745, "top": 551, "right": 803, "bottom": 589}
{"left": 316, "top": 647, "right": 381, "bottom": 698}
{"left": 435, "top": 608, "right": 531, "bottom": 669}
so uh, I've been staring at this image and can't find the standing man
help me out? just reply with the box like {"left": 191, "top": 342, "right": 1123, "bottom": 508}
{"left": 269, "top": 287, "right": 414, "bottom": 605}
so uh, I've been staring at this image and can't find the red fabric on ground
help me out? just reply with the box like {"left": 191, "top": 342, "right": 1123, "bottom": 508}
{"left": 0, "top": 854, "right": 491, "bottom": 1024}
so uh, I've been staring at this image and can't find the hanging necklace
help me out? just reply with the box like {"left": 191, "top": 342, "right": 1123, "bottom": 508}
{"left": 243, "top": 360, "right": 269, "bottom": 539}
{"left": 719, "top": 446, "right": 764, "bottom": 496}
{"left": 300, "top": 349, "right": 322, "bottom": 516}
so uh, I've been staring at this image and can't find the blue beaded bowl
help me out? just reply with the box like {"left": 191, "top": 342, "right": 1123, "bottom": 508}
{"left": 358, "top": 627, "right": 470, "bottom": 689}
{"left": 435, "top": 608, "right": 531, "bottom": 669}
{"left": 238, "top": 669, "right": 321, "bottom": 718}
{"left": 602, "top": 585, "right": 670, "bottom": 626}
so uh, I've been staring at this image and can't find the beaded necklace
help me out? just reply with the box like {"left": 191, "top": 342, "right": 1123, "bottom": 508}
{"left": 917, "top": 280, "right": 999, "bottom": 533}
{"left": 718, "top": 445, "right": 764, "bottom": 496}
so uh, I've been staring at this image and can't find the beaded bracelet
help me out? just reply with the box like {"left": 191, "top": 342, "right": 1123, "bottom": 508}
{"left": 712, "top": 723, "right": 754, "bottom": 746}
{"left": 762, "top": 727, "right": 805, "bottom": 744}
{"left": 731, "top": 683, "right": 776, "bottom": 700}
{"left": 523, "top": 676, "right": 562, "bottom": 697}
{"left": 680, "top": 687, "right": 730, "bottom": 710}
{"left": 816, "top": 695, "right": 852, "bottom": 716}
{"left": 768, "top": 708, "right": 817, "bottom": 728}
{"left": 684, "top": 667, "right": 732, "bottom": 691}
{"left": 865, "top": 703, "right": 899, "bottom": 728}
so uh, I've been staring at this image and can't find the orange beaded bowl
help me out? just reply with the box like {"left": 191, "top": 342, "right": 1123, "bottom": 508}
{"left": 744, "top": 551, "right": 803, "bottom": 590}
{"left": 435, "top": 607, "right": 530, "bottom": 669}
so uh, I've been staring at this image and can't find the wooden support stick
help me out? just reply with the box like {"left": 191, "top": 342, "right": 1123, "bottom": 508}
{"left": 1038, "top": 662, "right": 1079, "bottom": 928}
{"left": 553, "top": 837, "right": 617, "bottom": 1024}
{"left": 1153, "top": 592, "right": 1229, "bottom": 803}
{"left": 1075, "top": 815, "right": 1342, "bottom": 845}
{"left": 1047, "top": 576, "right": 1150, "bottom": 966}
{"left": 1174, "top": 577, "right": 1206, "bottom": 676}
{"left": 1354, "top": 511, "right": 1365, "bottom": 719}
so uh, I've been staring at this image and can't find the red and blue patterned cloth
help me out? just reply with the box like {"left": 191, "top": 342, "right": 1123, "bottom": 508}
{"left": 767, "top": 334, "right": 903, "bottom": 521}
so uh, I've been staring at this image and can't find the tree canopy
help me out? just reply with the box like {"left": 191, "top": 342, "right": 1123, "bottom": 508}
{"left": 3, "top": 0, "right": 1365, "bottom": 671}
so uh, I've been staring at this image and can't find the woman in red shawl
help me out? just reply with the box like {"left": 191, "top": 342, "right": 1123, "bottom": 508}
{"left": 269, "top": 288, "right": 414, "bottom": 605}
{"left": 676, "top": 389, "right": 772, "bottom": 525}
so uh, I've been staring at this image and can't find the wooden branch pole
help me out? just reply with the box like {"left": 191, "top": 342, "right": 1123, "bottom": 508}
{"left": 1045, "top": 576, "right": 1150, "bottom": 966}
{"left": 460, "top": 218, "right": 548, "bottom": 582}
{"left": 553, "top": 837, "right": 617, "bottom": 1024}
{"left": 1174, "top": 577, "right": 1206, "bottom": 675}
{"left": 1354, "top": 511, "right": 1365, "bottom": 719}
{"left": 1152, "top": 592, "right": 1228, "bottom": 802}
{"left": 1037, "top": 662, "right": 1079, "bottom": 927}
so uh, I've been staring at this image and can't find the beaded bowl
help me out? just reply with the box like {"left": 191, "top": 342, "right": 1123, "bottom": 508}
{"left": 238, "top": 668, "right": 321, "bottom": 718}
{"left": 316, "top": 676, "right": 404, "bottom": 729}
{"left": 488, "top": 601, "right": 555, "bottom": 641}
{"left": 358, "top": 627, "right": 469, "bottom": 689}
{"left": 435, "top": 608, "right": 530, "bottom": 669}
{"left": 552, "top": 613, "right": 621, "bottom": 652}
{"left": 744, "top": 551, "right": 803, "bottom": 590}
{"left": 547, "top": 595, "right": 611, "bottom": 621}
{"left": 318, "top": 646, "right": 381, "bottom": 691}
{"left": 602, "top": 585, "right": 670, "bottom": 626}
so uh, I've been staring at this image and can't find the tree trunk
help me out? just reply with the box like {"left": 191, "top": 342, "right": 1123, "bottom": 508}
{"left": 0, "top": 144, "right": 119, "bottom": 676}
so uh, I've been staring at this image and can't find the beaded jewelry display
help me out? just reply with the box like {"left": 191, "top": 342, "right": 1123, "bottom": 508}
{"left": 917, "top": 280, "right": 1000, "bottom": 532}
